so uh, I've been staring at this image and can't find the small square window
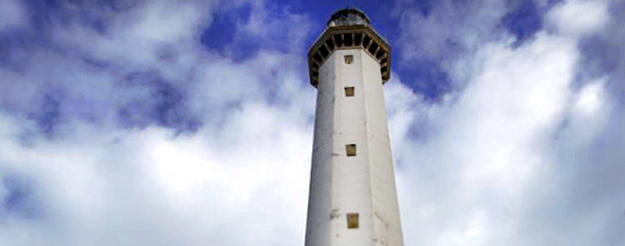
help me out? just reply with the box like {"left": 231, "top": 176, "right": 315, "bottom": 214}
{"left": 346, "top": 144, "right": 357, "bottom": 156}
{"left": 344, "top": 55, "right": 353, "bottom": 64}
{"left": 347, "top": 213, "right": 359, "bottom": 229}
{"left": 345, "top": 87, "right": 354, "bottom": 97}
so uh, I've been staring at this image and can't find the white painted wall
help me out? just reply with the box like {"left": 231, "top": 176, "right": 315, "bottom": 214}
{"left": 361, "top": 50, "right": 404, "bottom": 246}
{"left": 305, "top": 49, "right": 403, "bottom": 246}
{"left": 331, "top": 49, "right": 373, "bottom": 246}
{"left": 305, "top": 54, "right": 335, "bottom": 246}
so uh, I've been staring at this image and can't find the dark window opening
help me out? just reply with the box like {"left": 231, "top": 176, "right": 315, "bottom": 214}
{"left": 344, "top": 55, "right": 353, "bottom": 64}
{"left": 345, "top": 87, "right": 354, "bottom": 97}
{"left": 334, "top": 34, "right": 343, "bottom": 47}
{"left": 319, "top": 46, "right": 329, "bottom": 58}
{"left": 325, "top": 38, "right": 335, "bottom": 51}
{"left": 354, "top": 33, "right": 363, "bottom": 46}
{"left": 346, "top": 144, "right": 357, "bottom": 156}
{"left": 368, "top": 42, "right": 379, "bottom": 55}
{"left": 376, "top": 50, "right": 385, "bottom": 59}
{"left": 344, "top": 33, "right": 353, "bottom": 47}
{"left": 362, "top": 35, "right": 372, "bottom": 48}
{"left": 313, "top": 53, "right": 322, "bottom": 63}
{"left": 347, "top": 213, "right": 359, "bottom": 229}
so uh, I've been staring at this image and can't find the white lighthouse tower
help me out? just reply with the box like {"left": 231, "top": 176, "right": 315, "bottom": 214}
{"left": 305, "top": 8, "right": 404, "bottom": 246}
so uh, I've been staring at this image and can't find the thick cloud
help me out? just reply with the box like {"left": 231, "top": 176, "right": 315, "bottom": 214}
{"left": 394, "top": 0, "right": 625, "bottom": 245}
{"left": 0, "top": 0, "right": 314, "bottom": 133}
{"left": 1, "top": 0, "right": 314, "bottom": 245}
{"left": 0, "top": 105, "right": 311, "bottom": 245}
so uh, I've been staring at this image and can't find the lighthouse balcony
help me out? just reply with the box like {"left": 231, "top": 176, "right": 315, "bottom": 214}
{"left": 308, "top": 25, "right": 391, "bottom": 87}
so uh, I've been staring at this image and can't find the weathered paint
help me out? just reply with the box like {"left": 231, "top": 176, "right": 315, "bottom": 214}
{"left": 362, "top": 49, "right": 404, "bottom": 246}
{"left": 305, "top": 49, "right": 404, "bottom": 246}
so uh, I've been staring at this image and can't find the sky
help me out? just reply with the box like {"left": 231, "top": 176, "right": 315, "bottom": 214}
{"left": 0, "top": 0, "right": 624, "bottom": 245}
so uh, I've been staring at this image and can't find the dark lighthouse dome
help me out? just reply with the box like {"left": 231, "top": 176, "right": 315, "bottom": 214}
{"left": 327, "top": 7, "right": 371, "bottom": 27}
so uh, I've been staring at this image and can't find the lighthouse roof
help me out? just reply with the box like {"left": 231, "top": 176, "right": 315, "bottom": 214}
{"left": 327, "top": 7, "right": 371, "bottom": 27}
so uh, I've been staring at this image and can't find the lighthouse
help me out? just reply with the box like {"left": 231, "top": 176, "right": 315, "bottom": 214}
{"left": 305, "top": 8, "right": 404, "bottom": 246}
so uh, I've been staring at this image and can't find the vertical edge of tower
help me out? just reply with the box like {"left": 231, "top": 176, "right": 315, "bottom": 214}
{"left": 305, "top": 53, "right": 336, "bottom": 246}
{"left": 361, "top": 49, "right": 404, "bottom": 246}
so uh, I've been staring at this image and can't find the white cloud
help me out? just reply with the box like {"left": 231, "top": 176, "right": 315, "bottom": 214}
{"left": 547, "top": 0, "right": 610, "bottom": 37}
{"left": 47, "top": 2, "right": 210, "bottom": 65}
{"left": 0, "top": 98, "right": 312, "bottom": 246}
{"left": 0, "top": 1, "right": 315, "bottom": 245}
{"left": 392, "top": 1, "right": 625, "bottom": 245}
{"left": 394, "top": 32, "right": 579, "bottom": 245}
{"left": 396, "top": 0, "right": 505, "bottom": 59}
{"left": 572, "top": 79, "right": 609, "bottom": 120}
{"left": 124, "top": 0, "right": 209, "bottom": 43}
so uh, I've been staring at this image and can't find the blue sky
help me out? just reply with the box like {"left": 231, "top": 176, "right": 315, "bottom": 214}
{"left": 1, "top": 0, "right": 624, "bottom": 245}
